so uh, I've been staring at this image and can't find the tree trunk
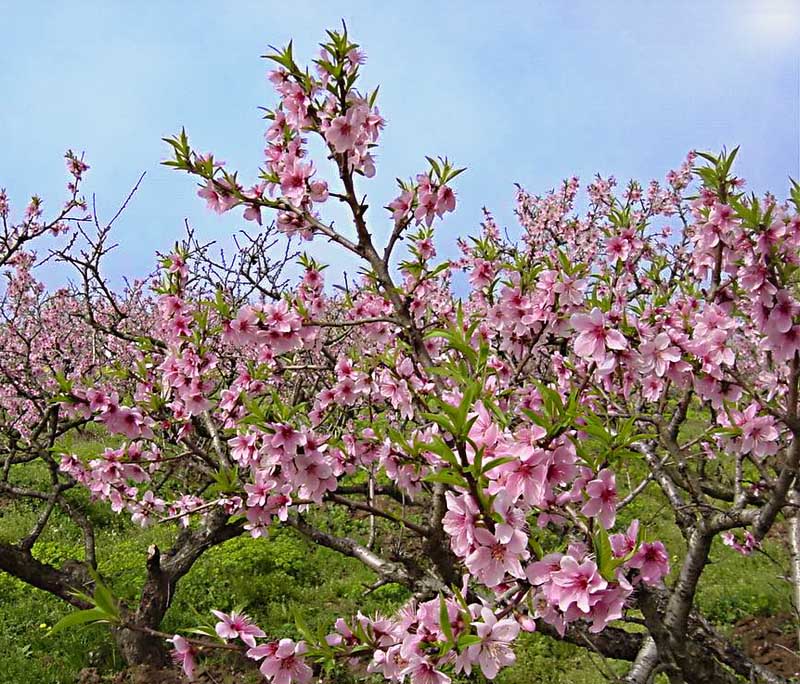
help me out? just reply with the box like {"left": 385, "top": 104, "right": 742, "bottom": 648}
{"left": 788, "top": 502, "right": 800, "bottom": 652}
{"left": 112, "top": 624, "right": 170, "bottom": 668}
{"left": 0, "top": 541, "right": 169, "bottom": 666}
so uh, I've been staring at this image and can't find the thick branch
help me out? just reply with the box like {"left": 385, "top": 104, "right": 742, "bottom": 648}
{"left": 0, "top": 541, "right": 91, "bottom": 609}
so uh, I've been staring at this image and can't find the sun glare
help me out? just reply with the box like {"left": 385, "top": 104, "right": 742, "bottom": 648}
{"left": 747, "top": 0, "right": 800, "bottom": 45}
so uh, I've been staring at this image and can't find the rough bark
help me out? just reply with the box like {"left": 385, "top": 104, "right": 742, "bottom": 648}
{"left": 117, "top": 510, "right": 246, "bottom": 666}
{"left": 628, "top": 585, "right": 791, "bottom": 684}
{"left": 788, "top": 498, "right": 800, "bottom": 652}
{"left": 112, "top": 620, "right": 172, "bottom": 669}
{"left": 0, "top": 510, "right": 244, "bottom": 669}
{"left": 537, "top": 621, "right": 645, "bottom": 662}
{"left": 422, "top": 482, "right": 463, "bottom": 589}
{"left": 0, "top": 540, "right": 92, "bottom": 608}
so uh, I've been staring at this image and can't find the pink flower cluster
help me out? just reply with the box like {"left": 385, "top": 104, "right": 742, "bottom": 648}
{"left": 223, "top": 300, "right": 310, "bottom": 356}
{"left": 69, "top": 389, "right": 155, "bottom": 439}
{"left": 325, "top": 596, "right": 522, "bottom": 682}
{"left": 721, "top": 530, "right": 759, "bottom": 556}
{"left": 388, "top": 173, "right": 457, "bottom": 229}
{"left": 171, "top": 611, "right": 311, "bottom": 684}
{"left": 37, "top": 28, "right": 800, "bottom": 684}
{"left": 323, "top": 98, "right": 384, "bottom": 178}
{"left": 228, "top": 424, "right": 341, "bottom": 537}
{"left": 528, "top": 524, "right": 668, "bottom": 635}
{"left": 59, "top": 443, "right": 166, "bottom": 526}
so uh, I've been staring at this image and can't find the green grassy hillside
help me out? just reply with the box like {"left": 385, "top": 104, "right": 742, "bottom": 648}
{"left": 0, "top": 438, "right": 792, "bottom": 683}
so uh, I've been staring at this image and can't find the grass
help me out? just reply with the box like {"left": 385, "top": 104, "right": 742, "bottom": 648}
{"left": 0, "top": 435, "right": 794, "bottom": 683}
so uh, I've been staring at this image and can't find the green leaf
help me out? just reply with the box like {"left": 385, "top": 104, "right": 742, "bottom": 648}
{"left": 293, "top": 607, "right": 315, "bottom": 643}
{"left": 425, "top": 325, "right": 479, "bottom": 366}
{"left": 439, "top": 594, "right": 454, "bottom": 645}
{"left": 451, "top": 583, "right": 470, "bottom": 613}
{"left": 446, "top": 167, "right": 467, "bottom": 183}
{"left": 527, "top": 535, "right": 544, "bottom": 561}
{"left": 594, "top": 525, "right": 616, "bottom": 581}
{"left": 424, "top": 469, "right": 467, "bottom": 487}
{"left": 73, "top": 567, "right": 120, "bottom": 621}
{"left": 207, "top": 466, "right": 241, "bottom": 496}
{"left": 422, "top": 411, "right": 457, "bottom": 436}
{"left": 457, "top": 633, "right": 482, "bottom": 649}
{"left": 481, "top": 456, "right": 515, "bottom": 475}
{"left": 426, "top": 156, "right": 442, "bottom": 179}
{"left": 49, "top": 608, "right": 110, "bottom": 635}
{"left": 185, "top": 626, "right": 218, "bottom": 639}
{"left": 471, "top": 443, "right": 484, "bottom": 477}
{"left": 694, "top": 151, "right": 719, "bottom": 164}
{"left": 92, "top": 581, "right": 117, "bottom": 617}
{"left": 421, "top": 436, "right": 458, "bottom": 466}
{"left": 388, "top": 428, "right": 415, "bottom": 456}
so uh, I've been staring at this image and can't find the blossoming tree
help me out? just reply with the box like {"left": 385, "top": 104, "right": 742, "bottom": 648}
{"left": 0, "top": 159, "right": 298, "bottom": 667}
{"left": 2, "top": 25, "right": 799, "bottom": 684}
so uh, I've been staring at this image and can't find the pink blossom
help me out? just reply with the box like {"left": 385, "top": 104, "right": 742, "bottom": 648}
{"left": 245, "top": 472, "right": 277, "bottom": 508}
{"left": 416, "top": 237, "right": 436, "bottom": 260}
{"left": 369, "top": 645, "right": 409, "bottom": 680}
{"left": 550, "top": 555, "right": 607, "bottom": 613}
{"left": 490, "top": 444, "right": 545, "bottom": 505}
{"left": 388, "top": 190, "right": 413, "bottom": 223}
{"left": 766, "top": 290, "right": 798, "bottom": 335}
{"left": 197, "top": 180, "right": 236, "bottom": 214}
{"left": 641, "top": 375, "right": 664, "bottom": 401}
{"left": 415, "top": 189, "right": 438, "bottom": 227}
{"left": 738, "top": 404, "right": 779, "bottom": 458}
{"left": 709, "top": 202, "right": 738, "bottom": 231}
{"left": 721, "top": 530, "right": 759, "bottom": 556}
{"left": 526, "top": 553, "right": 563, "bottom": 586}
{"left": 457, "top": 607, "right": 519, "bottom": 678}
{"left": 169, "top": 635, "right": 197, "bottom": 680}
{"left": 606, "top": 235, "right": 630, "bottom": 263}
{"left": 402, "top": 659, "right": 451, "bottom": 684}
{"left": 243, "top": 201, "right": 262, "bottom": 225}
{"left": 766, "top": 324, "right": 800, "bottom": 362}
{"left": 325, "top": 110, "right": 361, "bottom": 154}
{"left": 443, "top": 492, "right": 479, "bottom": 556}
{"left": 289, "top": 449, "right": 336, "bottom": 502}
{"left": 627, "top": 541, "right": 670, "bottom": 584}
{"left": 470, "top": 258, "right": 495, "bottom": 289}
{"left": 465, "top": 527, "right": 529, "bottom": 587}
{"left": 586, "top": 581, "right": 631, "bottom": 633}
{"left": 279, "top": 158, "right": 315, "bottom": 203}
{"left": 436, "top": 185, "right": 456, "bottom": 216}
{"left": 638, "top": 332, "right": 681, "bottom": 377}
{"left": 308, "top": 179, "right": 329, "bottom": 203}
{"left": 571, "top": 308, "right": 627, "bottom": 362}
{"left": 248, "top": 639, "right": 312, "bottom": 684}
{"left": 610, "top": 520, "right": 639, "bottom": 558}
{"left": 211, "top": 610, "right": 267, "bottom": 647}
{"left": 581, "top": 469, "right": 617, "bottom": 529}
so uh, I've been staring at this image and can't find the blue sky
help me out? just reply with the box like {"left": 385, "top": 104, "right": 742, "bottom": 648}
{"left": 1, "top": 1, "right": 798, "bottom": 285}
